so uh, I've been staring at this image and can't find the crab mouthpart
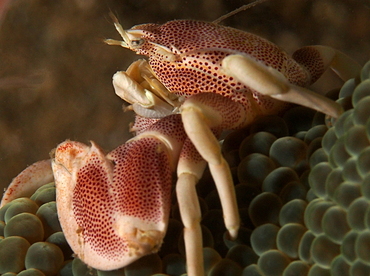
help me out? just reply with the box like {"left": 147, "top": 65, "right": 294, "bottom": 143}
{"left": 105, "top": 13, "right": 146, "bottom": 50}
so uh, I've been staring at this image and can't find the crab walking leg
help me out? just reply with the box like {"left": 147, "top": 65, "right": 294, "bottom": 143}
{"left": 52, "top": 115, "right": 187, "bottom": 271}
{"left": 292, "top": 45, "right": 362, "bottom": 82}
{"left": 1, "top": 159, "right": 53, "bottom": 207}
{"left": 176, "top": 138, "right": 207, "bottom": 276}
{"left": 222, "top": 54, "right": 345, "bottom": 118}
{"left": 181, "top": 93, "right": 246, "bottom": 240}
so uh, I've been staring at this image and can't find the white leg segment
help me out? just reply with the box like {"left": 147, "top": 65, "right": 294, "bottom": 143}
{"left": 222, "top": 54, "right": 344, "bottom": 118}
{"left": 176, "top": 138, "right": 207, "bottom": 276}
{"left": 176, "top": 172, "right": 204, "bottom": 276}
{"left": 180, "top": 96, "right": 241, "bottom": 241}
{"left": 208, "top": 157, "right": 239, "bottom": 239}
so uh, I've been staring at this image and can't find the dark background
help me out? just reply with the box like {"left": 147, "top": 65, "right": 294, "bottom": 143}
{"left": 0, "top": 0, "right": 369, "bottom": 192}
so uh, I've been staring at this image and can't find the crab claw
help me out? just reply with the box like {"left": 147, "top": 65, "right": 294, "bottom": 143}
{"left": 52, "top": 135, "right": 175, "bottom": 270}
{"left": 1, "top": 159, "right": 54, "bottom": 208}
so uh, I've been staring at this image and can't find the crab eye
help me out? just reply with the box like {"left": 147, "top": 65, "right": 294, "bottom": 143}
{"left": 131, "top": 38, "right": 145, "bottom": 47}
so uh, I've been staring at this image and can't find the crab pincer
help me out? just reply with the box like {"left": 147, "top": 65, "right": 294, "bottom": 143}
{"left": 52, "top": 115, "right": 186, "bottom": 270}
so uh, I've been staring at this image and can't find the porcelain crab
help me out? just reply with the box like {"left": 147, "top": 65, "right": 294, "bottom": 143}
{"left": 1, "top": 6, "right": 361, "bottom": 276}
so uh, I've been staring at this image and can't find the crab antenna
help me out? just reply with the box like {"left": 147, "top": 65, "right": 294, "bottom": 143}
{"left": 105, "top": 12, "right": 130, "bottom": 48}
{"left": 213, "top": 0, "right": 269, "bottom": 24}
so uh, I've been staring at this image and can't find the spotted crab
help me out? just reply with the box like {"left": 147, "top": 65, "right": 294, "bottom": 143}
{"left": 1, "top": 3, "right": 361, "bottom": 276}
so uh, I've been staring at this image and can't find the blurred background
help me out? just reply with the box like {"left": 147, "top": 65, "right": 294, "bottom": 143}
{"left": 0, "top": 0, "right": 369, "bottom": 192}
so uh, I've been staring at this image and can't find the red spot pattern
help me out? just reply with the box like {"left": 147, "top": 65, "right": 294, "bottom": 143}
{"left": 180, "top": 137, "right": 205, "bottom": 163}
{"left": 130, "top": 20, "right": 311, "bottom": 116}
{"left": 131, "top": 116, "right": 160, "bottom": 135}
{"left": 72, "top": 152, "right": 124, "bottom": 260}
{"left": 292, "top": 46, "right": 325, "bottom": 84}
{"left": 132, "top": 114, "right": 186, "bottom": 141}
{"left": 143, "top": 114, "right": 187, "bottom": 141}
{"left": 108, "top": 137, "right": 172, "bottom": 222}
{"left": 69, "top": 113, "right": 188, "bottom": 262}
{"left": 72, "top": 136, "right": 173, "bottom": 261}
{"left": 184, "top": 92, "right": 246, "bottom": 129}
{"left": 72, "top": 138, "right": 172, "bottom": 260}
